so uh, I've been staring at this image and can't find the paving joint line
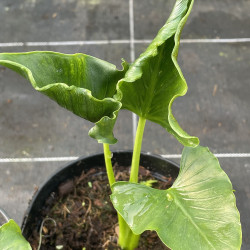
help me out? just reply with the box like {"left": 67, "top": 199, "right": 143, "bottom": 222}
{"left": 1, "top": 38, "right": 250, "bottom": 47}
{"left": 161, "top": 153, "right": 250, "bottom": 159}
{"left": 0, "top": 153, "right": 249, "bottom": 163}
{"left": 129, "top": 0, "right": 138, "bottom": 142}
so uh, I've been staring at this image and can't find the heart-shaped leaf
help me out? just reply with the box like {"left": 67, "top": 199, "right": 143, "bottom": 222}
{"left": 116, "top": 0, "right": 198, "bottom": 147}
{"left": 111, "top": 146, "right": 242, "bottom": 249}
{"left": 0, "top": 52, "right": 128, "bottom": 144}
{"left": 0, "top": 219, "right": 31, "bottom": 250}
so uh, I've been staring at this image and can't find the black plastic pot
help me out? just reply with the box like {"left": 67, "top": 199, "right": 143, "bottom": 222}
{"left": 21, "top": 151, "right": 179, "bottom": 239}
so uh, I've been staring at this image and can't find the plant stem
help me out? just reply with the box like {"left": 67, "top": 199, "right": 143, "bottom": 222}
{"left": 118, "top": 116, "right": 146, "bottom": 249}
{"left": 103, "top": 133, "right": 145, "bottom": 249}
{"left": 118, "top": 215, "right": 140, "bottom": 250}
{"left": 129, "top": 116, "right": 146, "bottom": 183}
{"left": 103, "top": 143, "right": 115, "bottom": 186}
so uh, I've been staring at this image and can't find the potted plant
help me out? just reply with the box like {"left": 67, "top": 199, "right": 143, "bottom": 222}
{"left": 0, "top": 0, "right": 242, "bottom": 249}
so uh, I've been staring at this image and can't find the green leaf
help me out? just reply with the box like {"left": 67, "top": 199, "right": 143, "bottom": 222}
{"left": 116, "top": 0, "right": 198, "bottom": 147}
{"left": 111, "top": 146, "right": 242, "bottom": 249}
{"left": 0, "top": 52, "right": 128, "bottom": 144}
{"left": 0, "top": 219, "right": 31, "bottom": 250}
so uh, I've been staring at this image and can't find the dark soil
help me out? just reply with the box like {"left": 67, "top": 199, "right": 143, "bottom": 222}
{"left": 28, "top": 164, "right": 175, "bottom": 249}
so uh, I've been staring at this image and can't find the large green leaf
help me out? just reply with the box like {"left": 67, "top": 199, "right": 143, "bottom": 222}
{"left": 111, "top": 146, "right": 242, "bottom": 249}
{"left": 0, "top": 219, "right": 31, "bottom": 250}
{"left": 0, "top": 52, "right": 128, "bottom": 144}
{"left": 116, "top": 0, "right": 198, "bottom": 147}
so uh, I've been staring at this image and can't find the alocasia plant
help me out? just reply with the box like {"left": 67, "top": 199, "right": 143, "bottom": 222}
{"left": 0, "top": 0, "right": 242, "bottom": 249}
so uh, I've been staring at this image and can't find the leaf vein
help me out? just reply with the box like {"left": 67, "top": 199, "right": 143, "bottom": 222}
{"left": 173, "top": 196, "right": 216, "bottom": 249}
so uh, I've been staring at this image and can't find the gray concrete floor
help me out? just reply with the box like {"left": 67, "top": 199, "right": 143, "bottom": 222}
{"left": 0, "top": 0, "right": 249, "bottom": 249}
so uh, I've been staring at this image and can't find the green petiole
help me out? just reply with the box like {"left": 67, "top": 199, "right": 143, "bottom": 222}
{"left": 103, "top": 143, "right": 116, "bottom": 186}
{"left": 129, "top": 116, "right": 146, "bottom": 183}
{"left": 103, "top": 117, "right": 146, "bottom": 249}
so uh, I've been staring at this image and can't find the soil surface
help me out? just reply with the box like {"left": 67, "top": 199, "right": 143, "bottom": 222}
{"left": 27, "top": 164, "right": 175, "bottom": 249}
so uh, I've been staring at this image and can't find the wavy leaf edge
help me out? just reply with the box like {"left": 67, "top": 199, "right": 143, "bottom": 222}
{"left": 116, "top": 0, "right": 199, "bottom": 147}
{"left": 0, "top": 52, "right": 129, "bottom": 144}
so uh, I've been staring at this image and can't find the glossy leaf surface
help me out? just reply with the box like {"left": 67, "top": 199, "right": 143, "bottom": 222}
{"left": 0, "top": 219, "right": 31, "bottom": 250}
{"left": 111, "top": 146, "right": 242, "bottom": 249}
{"left": 0, "top": 52, "right": 128, "bottom": 144}
{"left": 116, "top": 0, "right": 198, "bottom": 147}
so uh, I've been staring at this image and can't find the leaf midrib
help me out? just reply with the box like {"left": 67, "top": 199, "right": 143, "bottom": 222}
{"left": 142, "top": 44, "right": 165, "bottom": 117}
{"left": 169, "top": 189, "right": 216, "bottom": 249}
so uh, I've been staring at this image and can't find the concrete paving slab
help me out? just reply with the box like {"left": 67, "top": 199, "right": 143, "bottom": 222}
{"left": 136, "top": 42, "right": 250, "bottom": 154}
{"left": 0, "top": 107, "right": 134, "bottom": 226}
{"left": 134, "top": 0, "right": 250, "bottom": 39}
{"left": 0, "top": 161, "right": 68, "bottom": 225}
{"left": 0, "top": 0, "right": 129, "bottom": 42}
